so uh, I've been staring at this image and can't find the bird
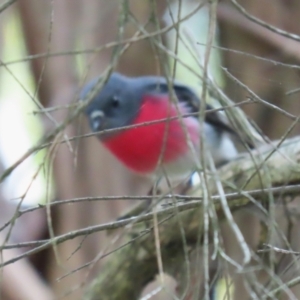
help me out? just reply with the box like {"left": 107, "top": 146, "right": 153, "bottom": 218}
{"left": 82, "top": 72, "right": 240, "bottom": 181}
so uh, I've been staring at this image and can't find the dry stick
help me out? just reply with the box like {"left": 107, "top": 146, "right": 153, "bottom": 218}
{"left": 0, "top": 159, "right": 46, "bottom": 254}
{"left": 0, "top": 98, "right": 94, "bottom": 183}
{"left": 57, "top": 216, "right": 170, "bottom": 282}
{"left": 3, "top": 183, "right": 300, "bottom": 250}
{"left": 200, "top": 2, "right": 219, "bottom": 298}
{"left": 197, "top": 42, "right": 300, "bottom": 71}
{"left": 218, "top": 3, "right": 300, "bottom": 61}
{"left": 223, "top": 68, "right": 300, "bottom": 188}
{"left": 0, "top": 58, "right": 73, "bottom": 153}
{"left": 0, "top": 232, "right": 54, "bottom": 300}
{"left": 286, "top": 87, "right": 300, "bottom": 96}
{"left": 31, "top": 103, "right": 79, "bottom": 114}
{"left": 0, "top": 3, "right": 203, "bottom": 68}
{"left": 0, "top": 0, "right": 17, "bottom": 13}
{"left": 137, "top": 0, "right": 173, "bottom": 287}
{"left": 153, "top": 185, "right": 165, "bottom": 286}
{"left": 1, "top": 135, "right": 300, "bottom": 267}
{"left": 140, "top": 287, "right": 163, "bottom": 300}
{"left": 262, "top": 276, "right": 300, "bottom": 300}
{"left": 222, "top": 67, "right": 298, "bottom": 166}
{"left": 258, "top": 244, "right": 300, "bottom": 255}
{"left": 222, "top": 67, "right": 296, "bottom": 121}
{"left": 230, "top": 0, "right": 300, "bottom": 42}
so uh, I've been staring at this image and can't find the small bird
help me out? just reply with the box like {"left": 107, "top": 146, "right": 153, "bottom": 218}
{"left": 82, "top": 72, "right": 239, "bottom": 181}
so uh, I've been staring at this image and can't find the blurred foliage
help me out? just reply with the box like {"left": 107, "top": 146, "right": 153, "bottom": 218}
{"left": 165, "top": 2, "right": 224, "bottom": 96}
{"left": 0, "top": 9, "right": 52, "bottom": 205}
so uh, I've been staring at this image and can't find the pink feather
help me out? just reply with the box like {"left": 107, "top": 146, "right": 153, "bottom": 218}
{"left": 103, "top": 94, "right": 199, "bottom": 175}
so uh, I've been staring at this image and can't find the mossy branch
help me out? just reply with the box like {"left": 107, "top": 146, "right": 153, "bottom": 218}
{"left": 84, "top": 136, "right": 300, "bottom": 300}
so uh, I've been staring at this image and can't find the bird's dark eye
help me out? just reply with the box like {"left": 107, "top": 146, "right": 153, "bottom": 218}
{"left": 111, "top": 96, "right": 120, "bottom": 108}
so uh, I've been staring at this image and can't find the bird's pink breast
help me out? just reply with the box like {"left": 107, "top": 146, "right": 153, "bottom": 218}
{"left": 103, "top": 95, "right": 199, "bottom": 174}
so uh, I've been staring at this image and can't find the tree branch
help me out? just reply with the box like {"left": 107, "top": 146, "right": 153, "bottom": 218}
{"left": 83, "top": 136, "right": 300, "bottom": 300}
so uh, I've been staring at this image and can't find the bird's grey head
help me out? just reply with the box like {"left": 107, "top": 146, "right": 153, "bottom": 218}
{"left": 82, "top": 72, "right": 196, "bottom": 139}
{"left": 82, "top": 73, "right": 145, "bottom": 139}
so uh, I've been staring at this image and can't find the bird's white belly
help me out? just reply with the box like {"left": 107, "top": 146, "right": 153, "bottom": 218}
{"left": 152, "top": 123, "right": 238, "bottom": 182}
{"left": 155, "top": 148, "right": 199, "bottom": 181}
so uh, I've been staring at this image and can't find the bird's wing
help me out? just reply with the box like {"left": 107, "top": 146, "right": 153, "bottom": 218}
{"left": 170, "top": 83, "right": 237, "bottom": 136}
{"left": 145, "top": 78, "right": 253, "bottom": 148}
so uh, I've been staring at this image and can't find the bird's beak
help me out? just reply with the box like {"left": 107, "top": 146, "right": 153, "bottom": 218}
{"left": 90, "top": 110, "right": 105, "bottom": 132}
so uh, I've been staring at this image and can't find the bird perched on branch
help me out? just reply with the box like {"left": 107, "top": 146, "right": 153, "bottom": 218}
{"left": 82, "top": 72, "right": 240, "bottom": 181}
